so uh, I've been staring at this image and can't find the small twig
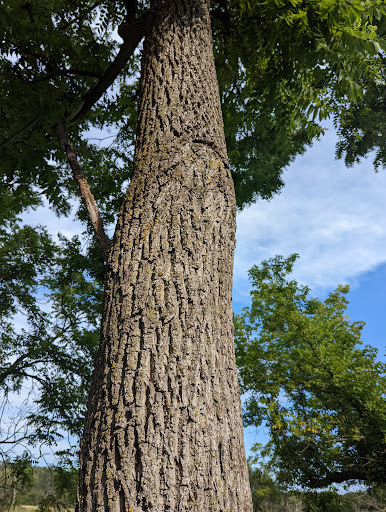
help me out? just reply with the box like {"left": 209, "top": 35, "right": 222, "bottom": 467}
{"left": 29, "top": 68, "right": 103, "bottom": 83}
{"left": 58, "top": 118, "right": 111, "bottom": 260}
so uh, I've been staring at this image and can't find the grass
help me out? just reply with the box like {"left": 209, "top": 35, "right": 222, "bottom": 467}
{"left": 14, "top": 507, "right": 75, "bottom": 512}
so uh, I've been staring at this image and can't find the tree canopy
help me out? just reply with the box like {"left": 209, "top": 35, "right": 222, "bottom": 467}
{"left": 336, "top": 59, "right": 386, "bottom": 169}
{"left": 1, "top": 0, "right": 386, "bottom": 217}
{"left": 235, "top": 255, "right": 386, "bottom": 489}
{"left": 0, "top": 225, "right": 100, "bottom": 459}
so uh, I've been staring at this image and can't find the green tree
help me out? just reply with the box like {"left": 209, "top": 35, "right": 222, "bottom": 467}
{"left": 248, "top": 459, "right": 296, "bottom": 512}
{"left": 1, "top": 0, "right": 386, "bottom": 509}
{"left": 235, "top": 255, "right": 386, "bottom": 489}
{"left": 0, "top": 452, "right": 34, "bottom": 512}
{"left": 0, "top": 222, "right": 101, "bottom": 458}
{"left": 0, "top": 463, "right": 77, "bottom": 512}
{"left": 301, "top": 490, "right": 355, "bottom": 512}
{"left": 300, "top": 488, "right": 386, "bottom": 512}
{"left": 248, "top": 455, "right": 386, "bottom": 512}
{"left": 37, "top": 465, "right": 78, "bottom": 512}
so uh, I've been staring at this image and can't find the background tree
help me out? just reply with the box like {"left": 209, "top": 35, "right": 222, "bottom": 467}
{"left": 248, "top": 460, "right": 298, "bottom": 512}
{"left": 0, "top": 221, "right": 101, "bottom": 461}
{"left": 0, "top": 460, "right": 77, "bottom": 512}
{"left": 235, "top": 255, "right": 386, "bottom": 490}
{"left": 0, "top": 452, "right": 34, "bottom": 512}
{"left": 37, "top": 464, "right": 78, "bottom": 512}
{"left": 247, "top": 455, "right": 386, "bottom": 511}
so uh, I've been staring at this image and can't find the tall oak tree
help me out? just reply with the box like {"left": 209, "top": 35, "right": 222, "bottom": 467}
{"left": 77, "top": 1, "right": 252, "bottom": 509}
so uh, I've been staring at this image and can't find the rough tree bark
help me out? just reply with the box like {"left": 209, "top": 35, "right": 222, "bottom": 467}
{"left": 77, "top": 0, "right": 252, "bottom": 510}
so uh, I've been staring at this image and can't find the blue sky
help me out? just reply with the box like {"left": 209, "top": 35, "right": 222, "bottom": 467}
{"left": 234, "top": 123, "right": 386, "bottom": 353}
{"left": 11, "top": 121, "right": 386, "bottom": 462}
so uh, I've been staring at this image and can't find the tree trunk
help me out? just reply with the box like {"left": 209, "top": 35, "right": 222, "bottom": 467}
{"left": 7, "top": 486, "right": 17, "bottom": 512}
{"left": 77, "top": 0, "right": 252, "bottom": 510}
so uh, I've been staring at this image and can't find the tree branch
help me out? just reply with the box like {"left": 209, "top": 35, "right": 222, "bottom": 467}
{"left": 125, "top": 0, "right": 138, "bottom": 23}
{"left": 58, "top": 118, "right": 111, "bottom": 260}
{"left": 308, "top": 469, "right": 372, "bottom": 488}
{"left": 30, "top": 69, "right": 103, "bottom": 83}
{"left": 0, "top": 354, "right": 32, "bottom": 386}
{"left": 0, "top": 12, "right": 149, "bottom": 149}
{"left": 70, "top": 12, "right": 149, "bottom": 122}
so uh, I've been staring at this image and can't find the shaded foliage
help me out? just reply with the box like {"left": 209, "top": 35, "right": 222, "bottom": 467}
{"left": 0, "top": 224, "right": 101, "bottom": 453}
{"left": 336, "top": 58, "right": 386, "bottom": 170}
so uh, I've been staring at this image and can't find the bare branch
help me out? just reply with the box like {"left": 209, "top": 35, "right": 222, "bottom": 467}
{"left": 58, "top": 118, "right": 111, "bottom": 260}
{"left": 70, "top": 12, "right": 149, "bottom": 122}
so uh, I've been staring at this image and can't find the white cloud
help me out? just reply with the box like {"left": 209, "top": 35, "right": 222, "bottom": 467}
{"left": 234, "top": 125, "right": 386, "bottom": 306}
{"left": 23, "top": 199, "right": 84, "bottom": 242}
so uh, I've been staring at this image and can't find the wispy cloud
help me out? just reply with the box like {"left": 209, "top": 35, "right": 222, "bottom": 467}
{"left": 234, "top": 126, "right": 386, "bottom": 308}
{"left": 23, "top": 199, "right": 84, "bottom": 242}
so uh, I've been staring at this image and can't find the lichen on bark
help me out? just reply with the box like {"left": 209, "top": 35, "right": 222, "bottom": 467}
{"left": 77, "top": 1, "right": 252, "bottom": 510}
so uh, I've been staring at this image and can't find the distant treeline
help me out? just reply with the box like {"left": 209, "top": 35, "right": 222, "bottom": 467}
{"left": 0, "top": 459, "right": 76, "bottom": 512}
{"left": 2, "top": 459, "right": 386, "bottom": 512}
{"left": 249, "top": 464, "right": 386, "bottom": 512}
